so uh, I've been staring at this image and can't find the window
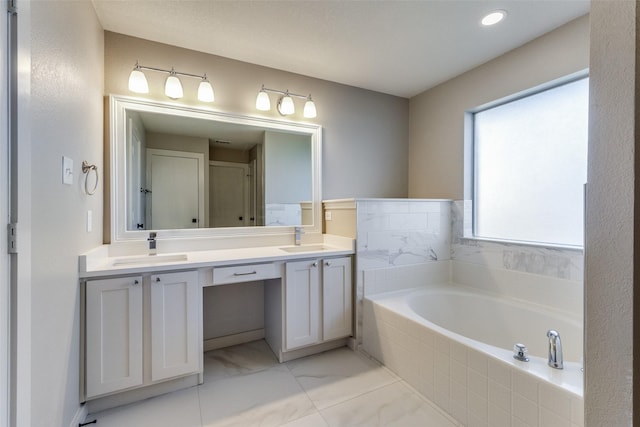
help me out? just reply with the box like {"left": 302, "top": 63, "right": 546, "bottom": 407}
{"left": 472, "top": 76, "right": 589, "bottom": 247}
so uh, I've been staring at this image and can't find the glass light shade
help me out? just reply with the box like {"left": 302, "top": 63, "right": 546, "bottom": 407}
{"left": 198, "top": 80, "right": 215, "bottom": 102}
{"left": 303, "top": 99, "right": 317, "bottom": 118}
{"left": 164, "top": 74, "right": 184, "bottom": 99}
{"left": 256, "top": 90, "right": 271, "bottom": 111}
{"left": 278, "top": 95, "right": 295, "bottom": 115}
{"left": 128, "top": 69, "right": 149, "bottom": 93}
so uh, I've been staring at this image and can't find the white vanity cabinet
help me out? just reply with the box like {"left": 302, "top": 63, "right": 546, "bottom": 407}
{"left": 284, "top": 259, "right": 321, "bottom": 349}
{"left": 321, "top": 257, "right": 352, "bottom": 341}
{"left": 85, "top": 276, "right": 144, "bottom": 398}
{"left": 84, "top": 270, "right": 201, "bottom": 400}
{"left": 270, "top": 256, "right": 352, "bottom": 357}
{"left": 149, "top": 271, "right": 200, "bottom": 381}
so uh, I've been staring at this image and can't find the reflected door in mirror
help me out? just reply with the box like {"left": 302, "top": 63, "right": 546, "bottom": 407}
{"left": 147, "top": 149, "right": 205, "bottom": 229}
{"left": 209, "top": 162, "right": 251, "bottom": 227}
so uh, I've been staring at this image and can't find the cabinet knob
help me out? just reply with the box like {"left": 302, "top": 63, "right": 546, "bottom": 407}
{"left": 325, "top": 261, "right": 331, "bottom": 266}
{"left": 133, "top": 280, "right": 139, "bottom": 285}
{"left": 312, "top": 262, "right": 318, "bottom": 267}
{"left": 155, "top": 277, "right": 161, "bottom": 282}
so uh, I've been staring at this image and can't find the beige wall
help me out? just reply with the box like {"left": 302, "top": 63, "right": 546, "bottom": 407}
{"left": 30, "top": 1, "right": 104, "bottom": 426}
{"left": 408, "top": 15, "right": 589, "bottom": 199}
{"left": 104, "top": 32, "right": 409, "bottom": 200}
{"left": 585, "top": 2, "right": 637, "bottom": 425}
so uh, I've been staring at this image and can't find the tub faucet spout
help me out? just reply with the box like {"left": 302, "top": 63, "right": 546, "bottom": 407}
{"left": 547, "top": 329, "right": 563, "bottom": 369}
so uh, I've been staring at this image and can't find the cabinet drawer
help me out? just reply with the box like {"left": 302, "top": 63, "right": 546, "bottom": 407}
{"left": 213, "top": 263, "right": 280, "bottom": 285}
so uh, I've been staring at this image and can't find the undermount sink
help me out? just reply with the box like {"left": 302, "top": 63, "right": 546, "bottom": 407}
{"left": 112, "top": 253, "right": 188, "bottom": 266}
{"left": 279, "top": 244, "right": 331, "bottom": 253}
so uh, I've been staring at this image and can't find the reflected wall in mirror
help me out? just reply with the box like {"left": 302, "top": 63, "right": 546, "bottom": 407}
{"left": 109, "top": 95, "right": 322, "bottom": 242}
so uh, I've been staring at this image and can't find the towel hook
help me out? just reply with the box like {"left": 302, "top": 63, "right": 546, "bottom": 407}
{"left": 81, "top": 161, "right": 99, "bottom": 195}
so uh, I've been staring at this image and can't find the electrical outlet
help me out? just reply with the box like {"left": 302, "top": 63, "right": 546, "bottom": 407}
{"left": 325, "top": 211, "right": 332, "bottom": 221}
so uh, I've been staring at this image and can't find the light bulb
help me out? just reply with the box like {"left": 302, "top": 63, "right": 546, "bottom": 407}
{"left": 198, "top": 78, "right": 214, "bottom": 102}
{"left": 278, "top": 94, "right": 295, "bottom": 115}
{"left": 256, "top": 89, "right": 271, "bottom": 111}
{"left": 303, "top": 98, "right": 317, "bottom": 118}
{"left": 128, "top": 68, "right": 148, "bottom": 93}
{"left": 164, "top": 73, "right": 183, "bottom": 99}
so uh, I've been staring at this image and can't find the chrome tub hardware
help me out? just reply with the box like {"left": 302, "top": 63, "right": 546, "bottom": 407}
{"left": 513, "top": 343, "right": 530, "bottom": 362}
{"left": 547, "top": 329, "right": 563, "bottom": 369}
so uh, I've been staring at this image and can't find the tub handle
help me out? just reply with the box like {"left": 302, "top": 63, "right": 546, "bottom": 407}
{"left": 513, "top": 343, "right": 530, "bottom": 362}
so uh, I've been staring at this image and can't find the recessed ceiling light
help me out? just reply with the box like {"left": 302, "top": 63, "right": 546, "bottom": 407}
{"left": 481, "top": 10, "right": 506, "bottom": 26}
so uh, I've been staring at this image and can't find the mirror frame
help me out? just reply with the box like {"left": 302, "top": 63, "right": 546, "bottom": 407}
{"left": 108, "top": 94, "right": 322, "bottom": 243}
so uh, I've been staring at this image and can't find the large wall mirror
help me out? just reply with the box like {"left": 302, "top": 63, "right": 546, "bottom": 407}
{"left": 108, "top": 95, "right": 322, "bottom": 242}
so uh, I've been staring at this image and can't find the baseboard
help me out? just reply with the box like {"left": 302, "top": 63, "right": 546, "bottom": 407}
{"left": 203, "top": 329, "right": 265, "bottom": 352}
{"left": 85, "top": 374, "right": 200, "bottom": 414}
{"left": 69, "top": 403, "right": 88, "bottom": 427}
{"left": 277, "top": 338, "right": 349, "bottom": 362}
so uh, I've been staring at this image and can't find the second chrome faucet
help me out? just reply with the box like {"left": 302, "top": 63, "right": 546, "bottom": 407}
{"left": 547, "top": 329, "right": 563, "bottom": 369}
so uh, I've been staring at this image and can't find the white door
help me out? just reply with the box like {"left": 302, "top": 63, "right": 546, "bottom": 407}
{"left": 209, "top": 161, "right": 249, "bottom": 227}
{"left": 147, "top": 149, "right": 204, "bottom": 230}
{"left": 285, "top": 259, "right": 320, "bottom": 350}
{"left": 85, "top": 277, "right": 143, "bottom": 398}
{"left": 322, "top": 257, "right": 353, "bottom": 341}
{"left": 150, "top": 271, "right": 200, "bottom": 382}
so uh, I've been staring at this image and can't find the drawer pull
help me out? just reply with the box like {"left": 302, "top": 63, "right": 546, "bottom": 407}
{"left": 233, "top": 271, "right": 257, "bottom": 276}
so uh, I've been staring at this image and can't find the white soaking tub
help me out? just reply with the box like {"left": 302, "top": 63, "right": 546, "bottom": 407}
{"left": 362, "top": 285, "right": 584, "bottom": 427}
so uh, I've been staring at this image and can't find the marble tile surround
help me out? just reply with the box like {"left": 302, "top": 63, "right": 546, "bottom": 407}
{"left": 451, "top": 200, "right": 584, "bottom": 283}
{"left": 86, "top": 341, "right": 459, "bottom": 427}
{"left": 354, "top": 199, "right": 584, "bottom": 346}
{"left": 354, "top": 199, "right": 452, "bottom": 345}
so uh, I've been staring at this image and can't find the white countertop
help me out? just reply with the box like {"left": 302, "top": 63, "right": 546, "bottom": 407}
{"left": 79, "top": 235, "right": 355, "bottom": 278}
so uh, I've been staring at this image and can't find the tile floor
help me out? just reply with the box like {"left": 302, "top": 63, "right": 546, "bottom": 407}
{"left": 86, "top": 340, "right": 460, "bottom": 427}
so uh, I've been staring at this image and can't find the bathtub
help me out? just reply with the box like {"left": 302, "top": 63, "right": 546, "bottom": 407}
{"left": 362, "top": 285, "right": 584, "bottom": 427}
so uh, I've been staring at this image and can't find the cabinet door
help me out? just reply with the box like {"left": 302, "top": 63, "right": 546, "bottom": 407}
{"left": 86, "top": 276, "right": 143, "bottom": 398}
{"left": 285, "top": 259, "right": 320, "bottom": 350}
{"left": 150, "top": 271, "right": 200, "bottom": 382}
{"left": 322, "top": 257, "right": 353, "bottom": 341}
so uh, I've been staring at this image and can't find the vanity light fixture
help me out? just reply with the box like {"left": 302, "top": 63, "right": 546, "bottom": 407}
{"left": 481, "top": 10, "right": 506, "bottom": 26}
{"left": 255, "top": 85, "right": 317, "bottom": 118}
{"left": 128, "top": 61, "right": 215, "bottom": 102}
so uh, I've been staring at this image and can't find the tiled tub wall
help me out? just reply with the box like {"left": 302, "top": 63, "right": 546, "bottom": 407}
{"left": 362, "top": 299, "right": 584, "bottom": 427}
{"left": 354, "top": 199, "right": 452, "bottom": 343}
{"left": 451, "top": 200, "right": 584, "bottom": 284}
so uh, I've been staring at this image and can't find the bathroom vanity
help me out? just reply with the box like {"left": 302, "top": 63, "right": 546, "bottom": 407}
{"left": 78, "top": 239, "right": 354, "bottom": 407}
{"left": 81, "top": 94, "right": 353, "bottom": 410}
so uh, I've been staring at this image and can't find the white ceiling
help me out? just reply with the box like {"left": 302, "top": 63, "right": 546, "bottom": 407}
{"left": 92, "top": 0, "right": 590, "bottom": 98}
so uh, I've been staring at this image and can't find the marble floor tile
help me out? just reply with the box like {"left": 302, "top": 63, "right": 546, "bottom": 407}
{"left": 286, "top": 347, "right": 398, "bottom": 410}
{"left": 88, "top": 386, "right": 202, "bottom": 427}
{"left": 198, "top": 366, "right": 316, "bottom": 427}
{"left": 86, "top": 342, "right": 457, "bottom": 427}
{"left": 320, "top": 381, "right": 458, "bottom": 427}
{"left": 203, "top": 339, "right": 280, "bottom": 382}
{"left": 279, "top": 412, "right": 329, "bottom": 427}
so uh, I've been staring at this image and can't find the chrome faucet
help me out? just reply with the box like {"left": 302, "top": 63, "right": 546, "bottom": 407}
{"left": 547, "top": 329, "right": 563, "bottom": 369}
{"left": 294, "top": 227, "right": 303, "bottom": 246}
{"left": 148, "top": 232, "right": 157, "bottom": 256}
